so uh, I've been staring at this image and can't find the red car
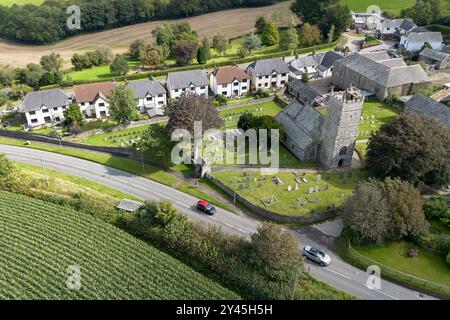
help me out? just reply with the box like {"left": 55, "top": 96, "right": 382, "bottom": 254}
{"left": 196, "top": 200, "right": 216, "bottom": 215}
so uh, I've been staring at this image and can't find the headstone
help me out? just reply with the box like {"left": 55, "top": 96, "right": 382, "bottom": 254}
{"left": 239, "top": 184, "right": 243, "bottom": 190}
{"left": 288, "top": 185, "right": 292, "bottom": 191}
{"left": 308, "top": 187, "right": 314, "bottom": 194}
{"left": 371, "top": 115, "right": 375, "bottom": 119}
{"left": 243, "top": 171, "right": 247, "bottom": 177}
{"left": 317, "top": 174, "right": 322, "bottom": 181}
{"left": 245, "top": 177, "right": 250, "bottom": 189}
{"left": 315, "top": 186, "right": 319, "bottom": 192}
{"left": 295, "top": 182, "right": 299, "bottom": 190}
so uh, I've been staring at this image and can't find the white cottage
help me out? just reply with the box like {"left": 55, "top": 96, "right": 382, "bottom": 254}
{"left": 166, "top": 69, "right": 208, "bottom": 99}
{"left": 74, "top": 82, "right": 116, "bottom": 119}
{"left": 210, "top": 66, "right": 250, "bottom": 98}
{"left": 19, "top": 89, "right": 71, "bottom": 128}
{"left": 127, "top": 79, "right": 167, "bottom": 115}
{"left": 246, "top": 58, "right": 289, "bottom": 91}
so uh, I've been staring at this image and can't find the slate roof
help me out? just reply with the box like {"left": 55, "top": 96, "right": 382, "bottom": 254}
{"left": 275, "top": 100, "right": 324, "bottom": 149}
{"left": 74, "top": 82, "right": 116, "bottom": 103}
{"left": 248, "top": 58, "right": 289, "bottom": 76}
{"left": 166, "top": 69, "right": 208, "bottom": 90}
{"left": 319, "top": 51, "right": 345, "bottom": 70}
{"left": 360, "top": 51, "right": 391, "bottom": 62}
{"left": 379, "top": 19, "right": 405, "bottom": 31}
{"left": 212, "top": 66, "right": 250, "bottom": 85}
{"left": 410, "top": 27, "right": 430, "bottom": 33}
{"left": 20, "top": 89, "right": 71, "bottom": 113}
{"left": 404, "top": 32, "right": 443, "bottom": 44}
{"left": 442, "top": 44, "right": 450, "bottom": 54}
{"left": 419, "top": 48, "right": 450, "bottom": 62}
{"left": 288, "top": 79, "right": 321, "bottom": 103}
{"left": 400, "top": 19, "right": 415, "bottom": 31}
{"left": 289, "top": 53, "right": 324, "bottom": 71}
{"left": 378, "top": 58, "right": 407, "bottom": 68}
{"left": 405, "top": 94, "right": 450, "bottom": 127}
{"left": 335, "top": 53, "right": 429, "bottom": 88}
{"left": 127, "top": 79, "right": 166, "bottom": 99}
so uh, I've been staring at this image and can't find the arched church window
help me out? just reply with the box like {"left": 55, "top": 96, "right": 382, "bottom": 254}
{"left": 339, "top": 146, "right": 348, "bottom": 156}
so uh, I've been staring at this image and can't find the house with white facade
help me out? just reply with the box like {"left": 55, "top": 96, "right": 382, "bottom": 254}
{"left": 352, "top": 12, "right": 384, "bottom": 30}
{"left": 210, "top": 66, "right": 250, "bottom": 98}
{"left": 73, "top": 82, "right": 116, "bottom": 119}
{"left": 400, "top": 31, "right": 443, "bottom": 54}
{"left": 127, "top": 79, "right": 167, "bottom": 115}
{"left": 166, "top": 69, "right": 208, "bottom": 99}
{"left": 247, "top": 58, "right": 289, "bottom": 91}
{"left": 376, "top": 19, "right": 416, "bottom": 40}
{"left": 19, "top": 89, "right": 71, "bottom": 128}
{"left": 288, "top": 51, "right": 345, "bottom": 80}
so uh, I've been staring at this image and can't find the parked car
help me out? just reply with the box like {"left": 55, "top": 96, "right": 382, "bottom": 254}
{"left": 302, "top": 245, "right": 331, "bottom": 266}
{"left": 196, "top": 200, "right": 216, "bottom": 215}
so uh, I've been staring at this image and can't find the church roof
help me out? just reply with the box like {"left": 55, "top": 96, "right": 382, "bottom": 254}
{"left": 275, "top": 100, "right": 324, "bottom": 149}
{"left": 287, "top": 79, "right": 321, "bottom": 103}
{"left": 405, "top": 94, "right": 450, "bottom": 127}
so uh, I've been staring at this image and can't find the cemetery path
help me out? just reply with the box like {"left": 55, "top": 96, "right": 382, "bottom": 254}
{"left": 0, "top": 144, "right": 438, "bottom": 301}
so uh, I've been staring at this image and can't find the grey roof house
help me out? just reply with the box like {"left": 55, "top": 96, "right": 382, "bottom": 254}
{"left": 288, "top": 51, "right": 344, "bottom": 79}
{"left": 127, "top": 79, "right": 166, "bottom": 98}
{"left": 20, "top": 89, "right": 71, "bottom": 113}
{"left": 247, "top": 58, "right": 290, "bottom": 76}
{"left": 404, "top": 94, "right": 450, "bottom": 127}
{"left": 331, "top": 53, "right": 430, "bottom": 101}
{"left": 166, "top": 69, "right": 209, "bottom": 98}
{"left": 287, "top": 79, "right": 322, "bottom": 105}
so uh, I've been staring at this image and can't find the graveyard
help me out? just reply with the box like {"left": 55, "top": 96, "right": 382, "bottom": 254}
{"left": 212, "top": 169, "right": 368, "bottom": 217}
{"left": 358, "top": 101, "right": 399, "bottom": 140}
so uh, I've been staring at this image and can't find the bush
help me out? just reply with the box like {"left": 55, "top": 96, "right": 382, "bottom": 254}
{"left": 407, "top": 248, "right": 420, "bottom": 258}
{"left": 385, "top": 94, "right": 404, "bottom": 109}
{"left": 254, "top": 89, "right": 271, "bottom": 99}
{"left": 214, "top": 94, "right": 228, "bottom": 106}
{"left": 446, "top": 252, "right": 450, "bottom": 266}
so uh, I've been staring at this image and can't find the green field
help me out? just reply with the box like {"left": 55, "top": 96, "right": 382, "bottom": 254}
{"left": 1, "top": 0, "right": 44, "bottom": 6}
{"left": 213, "top": 169, "right": 368, "bottom": 216}
{"left": 355, "top": 241, "right": 450, "bottom": 287}
{"left": 0, "top": 191, "right": 238, "bottom": 299}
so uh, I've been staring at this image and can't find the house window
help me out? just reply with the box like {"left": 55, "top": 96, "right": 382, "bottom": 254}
{"left": 200, "top": 86, "right": 206, "bottom": 90}
{"left": 158, "top": 101, "right": 164, "bottom": 105}
{"left": 222, "top": 91, "right": 227, "bottom": 95}
{"left": 31, "top": 119, "right": 38, "bottom": 124}
{"left": 99, "top": 103, "right": 105, "bottom": 107}
{"left": 146, "top": 97, "right": 153, "bottom": 101}
{"left": 44, "top": 116, "right": 51, "bottom": 123}
{"left": 55, "top": 117, "right": 61, "bottom": 122}
{"left": 258, "top": 76, "right": 262, "bottom": 80}
{"left": 281, "top": 80, "right": 286, "bottom": 85}
{"left": 175, "top": 89, "right": 179, "bottom": 93}
{"left": 53, "top": 107, "right": 58, "bottom": 111}
{"left": 158, "top": 94, "right": 163, "bottom": 98}
{"left": 29, "top": 111, "right": 36, "bottom": 115}
{"left": 265, "top": 76, "right": 269, "bottom": 79}
{"left": 233, "top": 82, "right": 239, "bottom": 87}
{"left": 62, "top": 106, "right": 67, "bottom": 110}
{"left": 42, "top": 108, "right": 49, "bottom": 113}
{"left": 281, "top": 73, "right": 287, "bottom": 77}
{"left": 242, "top": 87, "right": 247, "bottom": 90}
{"left": 258, "top": 84, "right": 262, "bottom": 87}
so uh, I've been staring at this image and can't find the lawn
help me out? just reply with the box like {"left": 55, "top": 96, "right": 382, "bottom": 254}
{"left": 65, "top": 60, "right": 141, "bottom": 82}
{"left": 213, "top": 169, "right": 368, "bottom": 216}
{"left": 220, "top": 100, "right": 284, "bottom": 129}
{"left": 358, "top": 100, "right": 399, "bottom": 140}
{"left": 0, "top": 191, "right": 238, "bottom": 299}
{"left": 355, "top": 241, "right": 450, "bottom": 287}
{"left": 1, "top": 0, "right": 44, "bottom": 6}
{"left": 341, "top": 0, "right": 416, "bottom": 15}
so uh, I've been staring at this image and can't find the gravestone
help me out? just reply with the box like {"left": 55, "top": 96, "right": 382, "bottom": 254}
{"left": 287, "top": 185, "right": 292, "bottom": 191}
{"left": 245, "top": 177, "right": 250, "bottom": 189}
{"left": 317, "top": 174, "right": 322, "bottom": 181}
{"left": 295, "top": 182, "right": 299, "bottom": 190}
{"left": 308, "top": 187, "right": 314, "bottom": 194}
{"left": 315, "top": 186, "right": 319, "bottom": 192}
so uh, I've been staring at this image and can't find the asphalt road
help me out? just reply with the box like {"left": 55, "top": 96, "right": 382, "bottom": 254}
{"left": 0, "top": 145, "right": 437, "bottom": 300}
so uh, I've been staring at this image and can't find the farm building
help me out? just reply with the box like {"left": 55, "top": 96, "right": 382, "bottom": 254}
{"left": 405, "top": 94, "right": 450, "bottom": 127}
{"left": 419, "top": 48, "right": 450, "bottom": 70}
{"left": 331, "top": 53, "right": 430, "bottom": 101}
{"left": 400, "top": 31, "right": 443, "bottom": 53}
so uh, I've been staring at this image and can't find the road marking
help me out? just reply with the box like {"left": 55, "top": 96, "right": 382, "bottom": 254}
{"left": 323, "top": 267, "right": 352, "bottom": 280}
{"left": 372, "top": 289, "right": 399, "bottom": 300}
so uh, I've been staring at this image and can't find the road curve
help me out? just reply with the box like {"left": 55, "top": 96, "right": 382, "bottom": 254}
{"left": 0, "top": 145, "right": 437, "bottom": 300}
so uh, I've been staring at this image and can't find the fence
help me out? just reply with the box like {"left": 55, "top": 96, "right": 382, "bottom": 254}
{"left": 345, "top": 239, "right": 450, "bottom": 298}
{"left": 0, "top": 130, "right": 133, "bottom": 156}
{"left": 206, "top": 174, "right": 336, "bottom": 223}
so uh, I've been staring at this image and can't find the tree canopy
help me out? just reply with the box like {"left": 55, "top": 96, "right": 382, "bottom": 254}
{"left": 110, "top": 55, "right": 129, "bottom": 76}
{"left": 261, "top": 21, "right": 279, "bottom": 46}
{"left": 366, "top": 112, "right": 450, "bottom": 188}
{"left": 108, "top": 84, "right": 137, "bottom": 124}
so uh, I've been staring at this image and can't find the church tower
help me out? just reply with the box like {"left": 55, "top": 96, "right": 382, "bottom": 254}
{"left": 319, "top": 87, "right": 364, "bottom": 169}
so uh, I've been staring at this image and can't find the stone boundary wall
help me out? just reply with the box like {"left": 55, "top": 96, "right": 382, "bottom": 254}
{"left": 0, "top": 130, "right": 133, "bottom": 156}
{"left": 206, "top": 174, "right": 336, "bottom": 223}
{"left": 217, "top": 97, "right": 275, "bottom": 111}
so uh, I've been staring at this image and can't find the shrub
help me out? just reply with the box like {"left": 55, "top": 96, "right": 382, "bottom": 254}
{"left": 214, "top": 94, "right": 228, "bottom": 106}
{"left": 407, "top": 248, "right": 420, "bottom": 258}
{"left": 254, "top": 89, "right": 270, "bottom": 99}
{"left": 446, "top": 252, "right": 450, "bottom": 266}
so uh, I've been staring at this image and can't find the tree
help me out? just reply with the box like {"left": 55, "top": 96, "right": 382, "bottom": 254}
{"left": 237, "top": 113, "right": 284, "bottom": 146}
{"left": 167, "top": 93, "right": 224, "bottom": 134}
{"left": 129, "top": 39, "right": 146, "bottom": 60}
{"left": 251, "top": 222, "right": 303, "bottom": 278}
{"left": 299, "top": 23, "right": 322, "bottom": 46}
{"left": 40, "top": 53, "right": 63, "bottom": 72}
{"left": 261, "top": 21, "right": 279, "bottom": 46}
{"left": 342, "top": 178, "right": 426, "bottom": 245}
{"left": 39, "top": 70, "right": 63, "bottom": 86}
{"left": 18, "top": 63, "right": 44, "bottom": 89}
{"left": 255, "top": 16, "right": 268, "bottom": 33}
{"left": 319, "top": 4, "right": 352, "bottom": 36}
{"left": 214, "top": 94, "right": 228, "bottom": 106}
{"left": 243, "top": 33, "right": 262, "bottom": 53}
{"left": 196, "top": 47, "right": 207, "bottom": 65}
{"left": 108, "top": 84, "right": 137, "bottom": 124}
{"left": 96, "top": 47, "right": 114, "bottom": 64}
{"left": 201, "top": 37, "right": 211, "bottom": 59}
{"left": 141, "top": 123, "right": 176, "bottom": 166}
{"left": 140, "top": 44, "right": 165, "bottom": 69}
{"left": 291, "top": 0, "right": 338, "bottom": 25}
{"left": 71, "top": 53, "right": 92, "bottom": 71}
{"left": 238, "top": 47, "right": 250, "bottom": 58}
{"left": 413, "top": 0, "right": 434, "bottom": 26}
{"left": 327, "top": 24, "right": 336, "bottom": 43}
{"left": 109, "top": 55, "right": 129, "bottom": 76}
{"left": 212, "top": 33, "right": 229, "bottom": 56}
{"left": 0, "top": 65, "right": 15, "bottom": 87}
{"left": 173, "top": 42, "right": 197, "bottom": 66}
{"left": 423, "top": 197, "right": 450, "bottom": 227}
{"left": 366, "top": 112, "right": 450, "bottom": 188}
{"left": 63, "top": 103, "right": 83, "bottom": 127}
{"left": 280, "top": 27, "right": 299, "bottom": 51}
{"left": 0, "top": 153, "right": 16, "bottom": 191}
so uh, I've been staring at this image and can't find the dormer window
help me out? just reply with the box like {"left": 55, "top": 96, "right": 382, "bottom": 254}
{"left": 42, "top": 108, "right": 49, "bottom": 113}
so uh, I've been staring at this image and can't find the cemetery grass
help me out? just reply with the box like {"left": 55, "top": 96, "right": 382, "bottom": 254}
{"left": 212, "top": 169, "right": 369, "bottom": 217}
{"left": 358, "top": 101, "right": 399, "bottom": 140}
{"left": 0, "top": 191, "right": 238, "bottom": 299}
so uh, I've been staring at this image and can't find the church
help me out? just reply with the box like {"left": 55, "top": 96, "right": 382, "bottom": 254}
{"left": 276, "top": 86, "right": 364, "bottom": 169}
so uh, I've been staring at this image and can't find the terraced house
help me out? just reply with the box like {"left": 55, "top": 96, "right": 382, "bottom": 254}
{"left": 166, "top": 69, "right": 208, "bottom": 99}
{"left": 246, "top": 58, "right": 289, "bottom": 90}
{"left": 210, "top": 66, "right": 250, "bottom": 98}
{"left": 19, "top": 89, "right": 72, "bottom": 128}
{"left": 127, "top": 79, "right": 167, "bottom": 115}
{"left": 73, "top": 82, "right": 116, "bottom": 119}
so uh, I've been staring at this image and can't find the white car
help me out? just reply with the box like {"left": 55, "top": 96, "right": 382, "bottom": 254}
{"left": 302, "top": 246, "right": 331, "bottom": 266}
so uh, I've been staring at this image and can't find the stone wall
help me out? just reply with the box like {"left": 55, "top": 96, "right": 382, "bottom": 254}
{"left": 206, "top": 174, "right": 336, "bottom": 223}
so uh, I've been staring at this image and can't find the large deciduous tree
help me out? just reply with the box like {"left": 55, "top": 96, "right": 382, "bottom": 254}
{"left": 212, "top": 33, "right": 229, "bottom": 56}
{"left": 298, "top": 23, "right": 321, "bottom": 46}
{"left": 366, "top": 111, "right": 450, "bottom": 188}
{"left": 290, "top": 0, "right": 338, "bottom": 26}
{"left": 109, "top": 55, "right": 129, "bottom": 76}
{"left": 141, "top": 124, "right": 176, "bottom": 166}
{"left": 140, "top": 44, "right": 165, "bottom": 69}
{"left": 40, "top": 52, "right": 63, "bottom": 72}
{"left": 243, "top": 33, "right": 262, "bottom": 53}
{"left": 108, "top": 84, "right": 137, "bottom": 124}
{"left": 167, "top": 93, "right": 224, "bottom": 134}
{"left": 0, "top": 153, "right": 16, "bottom": 191}
{"left": 173, "top": 42, "right": 197, "bottom": 66}
{"left": 342, "top": 178, "right": 427, "bottom": 245}
{"left": 63, "top": 103, "right": 83, "bottom": 128}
